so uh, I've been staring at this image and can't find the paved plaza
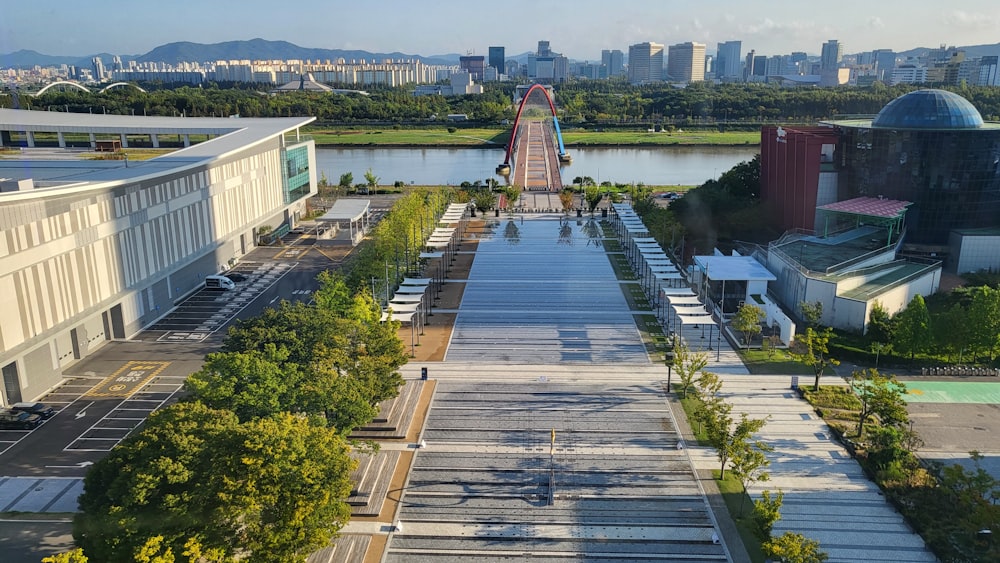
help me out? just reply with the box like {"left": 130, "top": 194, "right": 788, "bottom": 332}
{"left": 448, "top": 218, "right": 649, "bottom": 364}
{"left": 374, "top": 213, "right": 937, "bottom": 563}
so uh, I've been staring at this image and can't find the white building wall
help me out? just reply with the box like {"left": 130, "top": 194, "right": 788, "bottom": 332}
{"left": 952, "top": 234, "right": 1000, "bottom": 274}
{"left": 0, "top": 138, "right": 315, "bottom": 403}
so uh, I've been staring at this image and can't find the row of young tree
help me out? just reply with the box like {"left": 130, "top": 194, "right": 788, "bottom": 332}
{"left": 57, "top": 274, "right": 411, "bottom": 558}
{"left": 12, "top": 81, "right": 1000, "bottom": 125}
{"left": 672, "top": 344, "right": 829, "bottom": 563}
{"left": 868, "top": 286, "right": 1000, "bottom": 364}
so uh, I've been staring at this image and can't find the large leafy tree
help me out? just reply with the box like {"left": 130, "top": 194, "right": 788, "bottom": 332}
{"left": 75, "top": 403, "right": 355, "bottom": 563}
{"left": 966, "top": 286, "right": 1000, "bottom": 361}
{"left": 849, "top": 368, "right": 909, "bottom": 438}
{"left": 893, "top": 294, "right": 932, "bottom": 360}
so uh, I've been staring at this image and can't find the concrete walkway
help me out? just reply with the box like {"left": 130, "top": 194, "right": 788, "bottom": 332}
{"left": 688, "top": 375, "right": 937, "bottom": 563}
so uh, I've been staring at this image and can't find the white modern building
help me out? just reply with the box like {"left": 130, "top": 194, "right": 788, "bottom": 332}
{"left": 627, "top": 42, "right": 664, "bottom": 85}
{"left": 667, "top": 42, "right": 706, "bottom": 83}
{"left": 0, "top": 110, "right": 317, "bottom": 404}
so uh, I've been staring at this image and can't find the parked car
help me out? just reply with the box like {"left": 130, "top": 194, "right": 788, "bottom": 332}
{"left": 11, "top": 401, "right": 55, "bottom": 419}
{"left": 0, "top": 409, "right": 43, "bottom": 430}
{"left": 224, "top": 272, "right": 249, "bottom": 283}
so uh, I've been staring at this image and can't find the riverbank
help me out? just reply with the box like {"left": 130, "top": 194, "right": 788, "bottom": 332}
{"left": 306, "top": 127, "right": 760, "bottom": 148}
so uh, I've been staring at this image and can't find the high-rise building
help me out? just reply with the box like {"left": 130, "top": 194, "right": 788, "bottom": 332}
{"left": 870, "top": 49, "right": 896, "bottom": 82}
{"left": 978, "top": 56, "right": 999, "bottom": 86}
{"left": 488, "top": 46, "right": 505, "bottom": 73}
{"left": 459, "top": 56, "right": 486, "bottom": 81}
{"left": 667, "top": 42, "right": 706, "bottom": 83}
{"left": 744, "top": 50, "right": 756, "bottom": 80}
{"left": 627, "top": 42, "right": 664, "bottom": 85}
{"left": 537, "top": 41, "right": 551, "bottom": 57}
{"left": 601, "top": 49, "right": 625, "bottom": 77}
{"left": 820, "top": 40, "right": 842, "bottom": 71}
{"left": 91, "top": 56, "right": 106, "bottom": 82}
{"left": 715, "top": 41, "right": 742, "bottom": 81}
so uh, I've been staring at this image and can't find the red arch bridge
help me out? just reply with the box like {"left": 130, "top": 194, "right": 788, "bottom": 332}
{"left": 497, "top": 84, "right": 571, "bottom": 192}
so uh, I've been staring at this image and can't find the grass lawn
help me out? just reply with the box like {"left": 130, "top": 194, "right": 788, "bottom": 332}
{"left": 562, "top": 129, "right": 760, "bottom": 146}
{"left": 306, "top": 127, "right": 761, "bottom": 147}
{"left": 739, "top": 348, "right": 814, "bottom": 375}
{"left": 713, "top": 470, "right": 768, "bottom": 563}
{"left": 307, "top": 127, "right": 509, "bottom": 146}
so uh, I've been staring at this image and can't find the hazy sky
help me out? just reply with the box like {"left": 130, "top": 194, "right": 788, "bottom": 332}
{"left": 2, "top": 0, "right": 998, "bottom": 59}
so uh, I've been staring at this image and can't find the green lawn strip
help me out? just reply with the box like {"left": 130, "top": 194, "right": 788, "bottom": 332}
{"left": 677, "top": 395, "right": 767, "bottom": 562}
{"left": 305, "top": 127, "right": 760, "bottom": 147}
{"left": 712, "top": 470, "right": 768, "bottom": 563}
{"left": 560, "top": 130, "right": 760, "bottom": 146}
{"left": 738, "top": 349, "right": 814, "bottom": 375}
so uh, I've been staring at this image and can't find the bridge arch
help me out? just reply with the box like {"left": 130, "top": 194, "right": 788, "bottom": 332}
{"left": 503, "top": 84, "right": 566, "bottom": 166}
{"left": 99, "top": 82, "right": 147, "bottom": 94}
{"left": 36, "top": 81, "right": 91, "bottom": 95}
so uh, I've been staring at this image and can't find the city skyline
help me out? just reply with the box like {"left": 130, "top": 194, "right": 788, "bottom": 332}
{"left": 2, "top": 0, "right": 999, "bottom": 62}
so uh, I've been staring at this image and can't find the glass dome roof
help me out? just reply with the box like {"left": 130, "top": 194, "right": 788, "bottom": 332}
{"left": 872, "top": 89, "right": 984, "bottom": 129}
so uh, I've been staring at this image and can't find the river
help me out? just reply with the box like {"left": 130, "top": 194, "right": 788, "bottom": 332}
{"left": 315, "top": 146, "right": 759, "bottom": 187}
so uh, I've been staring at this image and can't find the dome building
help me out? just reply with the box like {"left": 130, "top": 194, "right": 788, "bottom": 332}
{"left": 761, "top": 89, "right": 1000, "bottom": 273}
{"left": 831, "top": 89, "right": 1000, "bottom": 248}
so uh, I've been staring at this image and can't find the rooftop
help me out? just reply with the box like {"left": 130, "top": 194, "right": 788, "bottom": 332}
{"left": 872, "top": 89, "right": 983, "bottom": 130}
{"left": 0, "top": 109, "right": 314, "bottom": 197}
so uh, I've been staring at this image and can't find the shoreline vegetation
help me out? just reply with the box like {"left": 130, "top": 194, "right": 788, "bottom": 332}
{"left": 305, "top": 127, "right": 761, "bottom": 148}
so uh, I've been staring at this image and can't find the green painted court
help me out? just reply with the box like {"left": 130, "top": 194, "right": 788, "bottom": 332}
{"left": 903, "top": 380, "right": 1000, "bottom": 403}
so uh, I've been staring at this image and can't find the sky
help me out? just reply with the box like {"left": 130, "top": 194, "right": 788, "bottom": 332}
{"left": 2, "top": 0, "right": 999, "bottom": 60}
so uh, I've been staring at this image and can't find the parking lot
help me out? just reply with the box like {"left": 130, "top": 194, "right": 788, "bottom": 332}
{"left": 144, "top": 260, "right": 298, "bottom": 343}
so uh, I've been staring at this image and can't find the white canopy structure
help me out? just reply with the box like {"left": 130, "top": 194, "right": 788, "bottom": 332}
{"left": 318, "top": 199, "right": 370, "bottom": 245}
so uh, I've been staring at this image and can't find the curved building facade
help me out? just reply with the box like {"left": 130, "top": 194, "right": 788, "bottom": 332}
{"left": 827, "top": 89, "right": 1000, "bottom": 246}
{"left": 0, "top": 110, "right": 316, "bottom": 404}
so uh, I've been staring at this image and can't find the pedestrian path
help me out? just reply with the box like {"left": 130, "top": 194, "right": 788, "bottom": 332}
{"left": 713, "top": 375, "right": 935, "bottom": 563}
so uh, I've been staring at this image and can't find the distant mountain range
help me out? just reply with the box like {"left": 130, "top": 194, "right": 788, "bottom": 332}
{"left": 0, "top": 38, "right": 461, "bottom": 69}
{"left": 3, "top": 38, "right": 1000, "bottom": 71}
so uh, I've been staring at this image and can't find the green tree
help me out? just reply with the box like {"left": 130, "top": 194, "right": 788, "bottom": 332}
{"left": 799, "top": 301, "right": 823, "bottom": 329}
{"left": 933, "top": 302, "right": 970, "bottom": 363}
{"left": 966, "top": 286, "right": 1000, "bottom": 361}
{"left": 867, "top": 300, "right": 895, "bottom": 345}
{"left": 732, "top": 302, "right": 765, "bottom": 348}
{"left": 751, "top": 489, "right": 784, "bottom": 542}
{"left": 730, "top": 420, "right": 773, "bottom": 516}
{"left": 75, "top": 403, "right": 355, "bottom": 563}
{"left": 472, "top": 188, "right": 497, "bottom": 214}
{"left": 849, "top": 368, "right": 909, "bottom": 438}
{"left": 673, "top": 341, "right": 708, "bottom": 398}
{"left": 790, "top": 327, "right": 840, "bottom": 391}
{"left": 692, "top": 370, "right": 728, "bottom": 435}
{"left": 338, "top": 172, "right": 353, "bottom": 190}
{"left": 584, "top": 185, "right": 603, "bottom": 214}
{"left": 364, "top": 168, "right": 379, "bottom": 193}
{"left": 893, "top": 294, "right": 932, "bottom": 360}
{"left": 711, "top": 412, "right": 769, "bottom": 482}
{"left": 762, "top": 532, "right": 829, "bottom": 563}
{"left": 184, "top": 346, "right": 300, "bottom": 422}
{"left": 501, "top": 185, "right": 521, "bottom": 212}
{"left": 42, "top": 549, "right": 90, "bottom": 563}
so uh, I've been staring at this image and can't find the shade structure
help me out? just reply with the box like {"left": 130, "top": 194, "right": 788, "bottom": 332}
{"left": 402, "top": 278, "right": 432, "bottom": 286}
{"left": 667, "top": 295, "right": 703, "bottom": 306}
{"left": 389, "top": 293, "right": 425, "bottom": 303}
{"left": 380, "top": 311, "right": 416, "bottom": 322}
{"left": 394, "top": 285, "right": 428, "bottom": 294}
{"left": 420, "top": 251, "right": 444, "bottom": 259}
{"left": 425, "top": 240, "right": 451, "bottom": 249}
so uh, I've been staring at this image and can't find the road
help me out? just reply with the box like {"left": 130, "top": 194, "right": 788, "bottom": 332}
{"left": 511, "top": 120, "right": 563, "bottom": 192}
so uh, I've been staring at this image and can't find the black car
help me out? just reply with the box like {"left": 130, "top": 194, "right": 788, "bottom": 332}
{"left": 0, "top": 410, "right": 43, "bottom": 430}
{"left": 11, "top": 401, "right": 55, "bottom": 419}
{"left": 225, "top": 272, "right": 249, "bottom": 283}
